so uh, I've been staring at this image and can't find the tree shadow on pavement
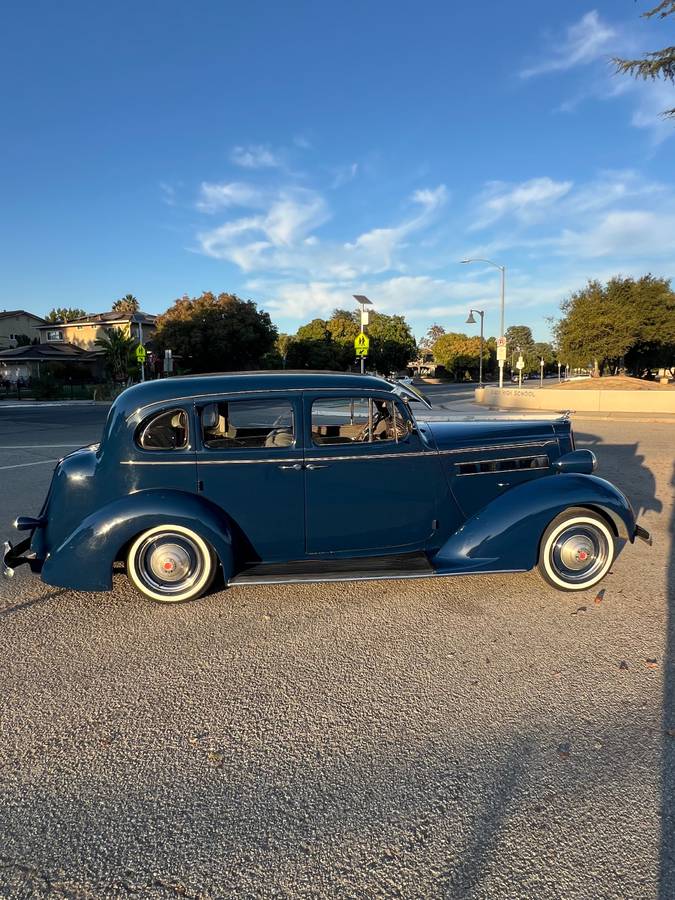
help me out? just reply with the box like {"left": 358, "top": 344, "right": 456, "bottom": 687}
{"left": 661, "top": 461, "right": 675, "bottom": 899}
{"left": 574, "top": 431, "right": 662, "bottom": 519}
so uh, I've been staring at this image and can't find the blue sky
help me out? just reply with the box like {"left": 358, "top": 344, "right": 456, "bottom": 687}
{"left": 1, "top": 0, "right": 673, "bottom": 342}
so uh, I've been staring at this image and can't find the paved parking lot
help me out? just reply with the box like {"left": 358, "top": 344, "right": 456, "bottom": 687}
{"left": 0, "top": 401, "right": 673, "bottom": 898}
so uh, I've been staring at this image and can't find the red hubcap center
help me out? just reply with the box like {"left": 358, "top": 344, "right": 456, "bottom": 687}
{"left": 578, "top": 551, "right": 588, "bottom": 561}
{"left": 163, "top": 561, "right": 174, "bottom": 571}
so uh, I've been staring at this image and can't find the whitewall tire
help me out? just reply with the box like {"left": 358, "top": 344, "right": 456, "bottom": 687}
{"left": 126, "top": 525, "right": 216, "bottom": 603}
{"left": 537, "top": 509, "right": 615, "bottom": 592}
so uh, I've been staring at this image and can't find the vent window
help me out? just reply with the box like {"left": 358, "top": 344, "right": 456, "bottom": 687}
{"left": 456, "top": 455, "right": 549, "bottom": 476}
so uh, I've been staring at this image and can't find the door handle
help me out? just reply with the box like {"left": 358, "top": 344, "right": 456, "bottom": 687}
{"left": 278, "top": 463, "right": 302, "bottom": 470}
{"left": 305, "top": 463, "right": 329, "bottom": 470}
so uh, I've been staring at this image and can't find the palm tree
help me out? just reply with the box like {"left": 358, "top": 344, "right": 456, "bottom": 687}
{"left": 112, "top": 294, "right": 140, "bottom": 314}
{"left": 95, "top": 327, "right": 136, "bottom": 382}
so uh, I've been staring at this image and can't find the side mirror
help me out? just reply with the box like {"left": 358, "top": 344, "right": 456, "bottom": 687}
{"left": 553, "top": 449, "right": 597, "bottom": 475}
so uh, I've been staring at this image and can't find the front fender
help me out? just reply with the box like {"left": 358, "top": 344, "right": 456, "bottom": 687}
{"left": 432, "top": 474, "right": 636, "bottom": 574}
{"left": 41, "top": 490, "right": 234, "bottom": 591}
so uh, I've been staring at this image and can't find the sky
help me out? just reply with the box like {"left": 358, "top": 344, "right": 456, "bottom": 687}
{"left": 1, "top": 0, "right": 674, "bottom": 342}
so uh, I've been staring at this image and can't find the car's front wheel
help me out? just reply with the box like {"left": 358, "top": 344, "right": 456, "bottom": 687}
{"left": 126, "top": 525, "right": 216, "bottom": 603}
{"left": 537, "top": 508, "right": 616, "bottom": 591}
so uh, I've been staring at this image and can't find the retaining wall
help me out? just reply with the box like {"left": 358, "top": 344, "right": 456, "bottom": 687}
{"left": 475, "top": 386, "right": 675, "bottom": 414}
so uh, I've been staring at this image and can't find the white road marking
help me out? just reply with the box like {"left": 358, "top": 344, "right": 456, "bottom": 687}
{"left": 0, "top": 444, "right": 82, "bottom": 449}
{"left": 0, "top": 459, "right": 58, "bottom": 471}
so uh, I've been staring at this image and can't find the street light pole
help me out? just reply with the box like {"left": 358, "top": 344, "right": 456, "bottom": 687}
{"left": 460, "top": 257, "right": 506, "bottom": 389}
{"left": 465, "top": 309, "right": 485, "bottom": 388}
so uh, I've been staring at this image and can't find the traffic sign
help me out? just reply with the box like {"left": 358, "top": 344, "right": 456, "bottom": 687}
{"left": 497, "top": 345, "right": 507, "bottom": 362}
{"left": 516, "top": 355, "right": 525, "bottom": 370}
{"left": 497, "top": 336, "right": 506, "bottom": 348}
{"left": 135, "top": 345, "right": 147, "bottom": 363}
{"left": 354, "top": 333, "right": 370, "bottom": 357}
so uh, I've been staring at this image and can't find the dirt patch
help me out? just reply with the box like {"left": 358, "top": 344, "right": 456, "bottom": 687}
{"left": 547, "top": 375, "right": 674, "bottom": 392}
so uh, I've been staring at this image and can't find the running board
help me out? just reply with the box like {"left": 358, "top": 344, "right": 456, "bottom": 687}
{"left": 229, "top": 552, "right": 434, "bottom": 586}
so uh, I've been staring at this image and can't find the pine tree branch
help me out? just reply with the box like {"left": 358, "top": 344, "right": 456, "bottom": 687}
{"left": 613, "top": 47, "right": 675, "bottom": 81}
{"left": 643, "top": 1, "right": 675, "bottom": 20}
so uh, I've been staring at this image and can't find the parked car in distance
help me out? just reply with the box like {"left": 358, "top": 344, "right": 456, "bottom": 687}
{"left": 3, "top": 371, "right": 650, "bottom": 602}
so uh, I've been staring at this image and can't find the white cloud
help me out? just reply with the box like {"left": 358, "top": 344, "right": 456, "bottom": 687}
{"left": 556, "top": 209, "right": 675, "bottom": 259}
{"left": 230, "top": 144, "right": 282, "bottom": 169}
{"left": 196, "top": 182, "right": 447, "bottom": 279}
{"left": 198, "top": 186, "right": 330, "bottom": 271}
{"left": 159, "top": 182, "right": 177, "bottom": 206}
{"left": 471, "top": 177, "right": 573, "bottom": 230}
{"left": 331, "top": 162, "right": 359, "bottom": 188}
{"left": 196, "top": 181, "right": 268, "bottom": 212}
{"left": 521, "top": 10, "right": 617, "bottom": 79}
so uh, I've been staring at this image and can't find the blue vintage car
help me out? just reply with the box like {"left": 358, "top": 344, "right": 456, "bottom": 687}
{"left": 3, "top": 372, "right": 650, "bottom": 602}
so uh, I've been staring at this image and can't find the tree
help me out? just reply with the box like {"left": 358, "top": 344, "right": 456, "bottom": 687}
{"left": 154, "top": 292, "right": 277, "bottom": 373}
{"left": 45, "top": 307, "right": 87, "bottom": 323}
{"left": 554, "top": 275, "right": 675, "bottom": 375}
{"left": 431, "top": 332, "right": 487, "bottom": 381}
{"left": 276, "top": 333, "right": 294, "bottom": 367}
{"left": 112, "top": 294, "right": 140, "bottom": 314}
{"left": 366, "top": 312, "right": 417, "bottom": 373}
{"left": 419, "top": 323, "right": 446, "bottom": 352}
{"left": 614, "top": 1, "right": 675, "bottom": 118}
{"left": 95, "top": 327, "right": 137, "bottom": 383}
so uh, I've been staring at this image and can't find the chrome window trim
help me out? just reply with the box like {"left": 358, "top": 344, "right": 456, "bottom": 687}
{"left": 309, "top": 395, "right": 406, "bottom": 448}
{"left": 455, "top": 453, "right": 550, "bottom": 476}
{"left": 439, "top": 440, "right": 556, "bottom": 456}
{"left": 128, "top": 387, "right": 397, "bottom": 421}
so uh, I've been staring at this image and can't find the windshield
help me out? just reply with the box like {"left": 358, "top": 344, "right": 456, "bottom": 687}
{"left": 391, "top": 381, "right": 433, "bottom": 409}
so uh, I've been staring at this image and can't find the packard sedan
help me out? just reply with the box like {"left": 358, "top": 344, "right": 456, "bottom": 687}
{"left": 3, "top": 372, "right": 650, "bottom": 602}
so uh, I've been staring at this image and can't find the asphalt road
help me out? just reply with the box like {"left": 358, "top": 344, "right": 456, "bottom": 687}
{"left": 0, "top": 401, "right": 673, "bottom": 899}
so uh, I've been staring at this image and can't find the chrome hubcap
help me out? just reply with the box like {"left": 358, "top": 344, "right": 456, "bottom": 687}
{"left": 550, "top": 524, "right": 609, "bottom": 583}
{"left": 559, "top": 535, "right": 596, "bottom": 571}
{"left": 136, "top": 533, "right": 204, "bottom": 594}
{"left": 148, "top": 543, "right": 192, "bottom": 583}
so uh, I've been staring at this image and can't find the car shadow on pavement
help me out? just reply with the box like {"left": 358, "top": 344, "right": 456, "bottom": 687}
{"left": 0, "top": 588, "right": 65, "bottom": 618}
{"left": 662, "top": 461, "right": 675, "bottom": 899}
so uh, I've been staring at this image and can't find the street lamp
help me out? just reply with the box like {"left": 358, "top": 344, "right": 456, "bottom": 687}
{"left": 353, "top": 294, "right": 372, "bottom": 375}
{"left": 460, "top": 257, "right": 506, "bottom": 388}
{"left": 465, "top": 309, "right": 485, "bottom": 388}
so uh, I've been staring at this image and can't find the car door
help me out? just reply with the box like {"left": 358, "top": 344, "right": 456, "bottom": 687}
{"left": 303, "top": 391, "right": 449, "bottom": 555}
{"left": 194, "top": 392, "right": 305, "bottom": 563}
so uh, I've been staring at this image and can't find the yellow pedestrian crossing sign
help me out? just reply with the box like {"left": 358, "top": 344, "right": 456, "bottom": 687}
{"left": 135, "top": 345, "right": 147, "bottom": 363}
{"left": 354, "top": 333, "right": 370, "bottom": 357}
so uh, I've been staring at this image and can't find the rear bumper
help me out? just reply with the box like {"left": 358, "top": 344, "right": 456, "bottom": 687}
{"left": 634, "top": 524, "right": 652, "bottom": 546}
{"left": 2, "top": 536, "right": 43, "bottom": 579}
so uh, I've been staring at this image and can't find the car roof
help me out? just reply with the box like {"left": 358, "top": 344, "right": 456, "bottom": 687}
{"left": 114, "top": 371, "right": 397, "bottom": 418}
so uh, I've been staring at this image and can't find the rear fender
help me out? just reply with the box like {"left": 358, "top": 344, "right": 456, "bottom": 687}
{"left": 432, "top": 474, "right": 636, "bottom": 574}
{"left": 41, "top": 490, "right": 234, "bottom": 591}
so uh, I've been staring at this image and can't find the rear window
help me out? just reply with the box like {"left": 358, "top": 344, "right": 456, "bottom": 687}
{"left": 136, "top": 408, "right": 189, "bottom": 450}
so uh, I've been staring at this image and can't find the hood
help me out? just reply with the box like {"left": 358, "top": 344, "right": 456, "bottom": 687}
{"left": 421, "top": 418, "right": 564, "bottom": 452}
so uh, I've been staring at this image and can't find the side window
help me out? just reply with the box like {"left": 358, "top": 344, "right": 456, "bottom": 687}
{"left": 201, "top": 399, "right": 295, "bottom": 449}
{"left": 136, "top": 408, "right": 189, "bottom": 450}
{"left": 311, "top": 397, "right": 411, "bottom": 445}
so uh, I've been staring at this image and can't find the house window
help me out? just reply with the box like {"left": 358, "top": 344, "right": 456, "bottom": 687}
{"left": 46, "top": 331, "right": 64, "bottom": 342}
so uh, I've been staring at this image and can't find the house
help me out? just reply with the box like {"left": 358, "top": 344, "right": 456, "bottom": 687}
{"left": 0, "top": 310, "right": 47, "bottom": 349}
{"left": 0, "top": 342, "right": 101, "bottom": 384}
{"left": 37, "top": 310, "right": 157, "bottom": 350}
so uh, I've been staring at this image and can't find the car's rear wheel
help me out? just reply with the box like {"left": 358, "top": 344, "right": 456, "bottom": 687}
{"left": 126, "top": 525, "right": 216, "bottom": 603}
{"left": 537, "top": 508, "right": 615, "bottom": 592}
